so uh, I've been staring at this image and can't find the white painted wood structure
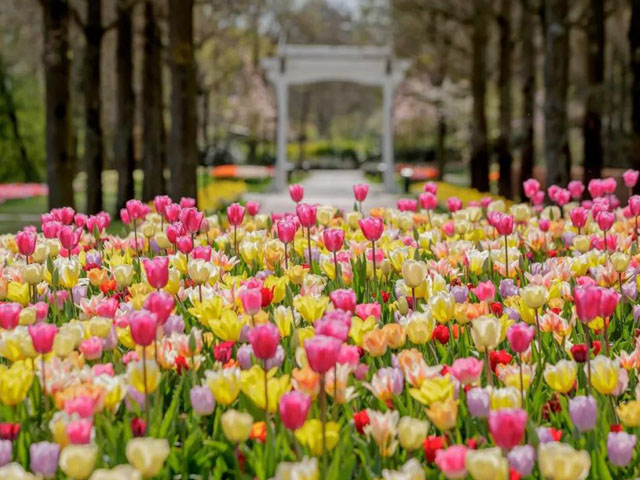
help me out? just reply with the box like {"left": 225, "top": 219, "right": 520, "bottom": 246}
{"left": 262, "top": 44, "right": 410, "bottom": 192}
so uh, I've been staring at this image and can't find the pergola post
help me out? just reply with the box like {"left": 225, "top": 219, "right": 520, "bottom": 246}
{"left": 274, "top": 80, "right": 289, "bottom": 191}
{"left": 382, "top": 80, "right": 396, "bottom": 193}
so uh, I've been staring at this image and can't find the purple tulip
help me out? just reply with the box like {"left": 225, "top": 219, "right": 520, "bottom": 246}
{"left": 508, "top": 445, "right": 535, "bottom": 476}
{"left": 71, "top": 284, "right": 88, "bottom": 304}
{"left": 466, "top": 387, "right": 490, "bottom": 418}
{"left": 164, "top": 315, "right": 185, "bottom": 336}
{"left": 536, "top": 427, "right": 554, "bottom": 444}
{"left": 451, "top": 285, "right": 469, "bottom": 303}
{"left": 29, "top": 441, "right": 60, "bottom": 478}
{"left": 237, "top": 344, "right": 254, "bottom": 369}
{"left": 499, "top": 279, "right": 519, "bottom": 298}
{"left": 264, "top": 345, "right": 285, "bottom": 370}
{"left": 0, "top": 440, "right": 11, "bottom": 467}
{"left": 190, "top": 386, "right": 215, "bottom": 416}
{"left": 569, "top": 395, "right": 597, "bottom": 432}
{"left": 608, "top": 432, "right": 636, "bottom": 467}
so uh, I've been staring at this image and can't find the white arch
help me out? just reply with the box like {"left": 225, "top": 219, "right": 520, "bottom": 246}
{"left": 262, "top": 44, "right": 410, "bottom": 193}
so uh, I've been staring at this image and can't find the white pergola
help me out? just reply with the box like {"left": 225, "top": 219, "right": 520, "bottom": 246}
{"left": 262, "top": 44, "right": 410, "bottom": 193}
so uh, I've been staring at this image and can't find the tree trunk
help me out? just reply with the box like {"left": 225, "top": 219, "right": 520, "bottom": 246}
{"left": 84, "top": 0, "right": 103, "bottom": 214}
{"left": 544, "top": 0, "right": 571, "bottom": 188}
{"left": 497, "top": 0, "right": 513, "bottom": 199}
{"left": 431, "top": 12, "right": 448, "bottom": 182}
{"left": 582, "top": 0, "right": 604, "bottom": 186}
{"left": 42, "top": 0, "right": 74, "bottom": 210}
{"left": 142, "top": 0, "right": 166, "bottom": 201}
{"left": 631, "top": 0, "right": 640, "bottom": 178}
{"left": 470, "top": 0, "right": 489, "bottom": 192}
{"left": 114, "top": 0, "right": 135, "bottom": 213}
{"left": 519, "top": 0, "right": 536, "bottom": 199}
{"left": 168, "top": 0, "right": 197, "bottom": 202}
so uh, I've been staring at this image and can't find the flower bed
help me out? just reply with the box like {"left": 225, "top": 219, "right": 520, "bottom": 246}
{"left": 0, "top": 174, "right": 639, "bottom": 479}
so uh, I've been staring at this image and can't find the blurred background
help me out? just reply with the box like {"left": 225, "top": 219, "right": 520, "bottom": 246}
{"left": 0, "top": 0, "right": 638, "bottom": 229}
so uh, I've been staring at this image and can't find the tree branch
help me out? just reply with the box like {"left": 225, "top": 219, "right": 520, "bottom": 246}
{"left": 69, "top": 3, "right": 86, "bottom": 29}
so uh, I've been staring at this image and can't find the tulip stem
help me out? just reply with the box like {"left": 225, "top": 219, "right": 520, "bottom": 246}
{"left": 284, "top": 242, "right": 289, "bottom": 270}
{"left": 307, "top": 227, "right": 313, "bottom": 270}
{"left": 585, "top": 328, "right": 592, "bottom": 396}
{"left": 41, "top": 355, "right": 48, "bottom": 412}
{"left": 412, "top": 288, "right": 417, "bottom": 311}
{"left": 142, "top": 346, "right": 150, "bottom": 427}
{"left": 484, "top": 349, "right": 493, "bottom": 387}
{"left": 333, "top": 251, "right": 341, "bottom": 287}
{"left": 233, "top": 225, "right": 238, "bottom": 257}
{"left": 518, "top": 353, "right": 524, "bottom": 407}
{"left": 604, "top": 316, "right": 610, "bottom": 356}
{"left": 371, "top": 240, "right": 377, "bottom": 299}
{"left": 320, "top": 374, "right": 327, "bottom": 476}
{"left": 504, "top": 235, "right": 509, "bottom": 278}
{"left": 263, "top": 360, "right": 269, "bottom": 427}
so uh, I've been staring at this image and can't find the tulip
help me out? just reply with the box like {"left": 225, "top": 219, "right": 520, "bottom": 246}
{"left": 221, "top": 409, "right": 253, "bottom": 443}
{"left": 29, "top": 441, "right": 60, "bottom": 479}
{"left": 353, "top": 183, "right": 369, "bottom": 210}
{"left": 401, "top": 260, "right": 427, "bottom": 308}
{"left": 397, "top": 416, "right": 429, "bottom": 451}
{"left": 142, "top": 257, "right": 169, "bottom": 289}
{"left": 28, "top": 323, "right": 57, "bottom": 354}
{"left": 0, "top": 440, "right": 10, "bottom": 467}
{"left": 543, "top": 360, "right": 577, "bottom": 394}
{"left": 239, "top": 288, "right": 262, "bottom": 320}
{"left": 0, "top": 463, "right": 37, "bottom": 480}
{"left": 522, "top": 178, "right": 539, "bottom": 199}
{"left": 59, "top": 444, "right": 98, "bottom": 480}
{"left": 537, "top": 442, "right": 590, "bottom": 480}
{"left": 435, "top": 445, "right": 467, "bottom": 479}
{"left": 189, "top": 386, "right": 215, "bottom": 416}
{"left": 279, "top": 391, "right": 311, "bottom": 431}
{"left": 488, "top": 408, "right": 527, "bottom": 450}
{"left": 607, "top": 431, "right": 636, "bottom": 467}
{"left": 0, "top": 302, "right": 21, "bottom": 330}
{"left": 588, "top": 354, "right": 619, "bottom": 394}
{"left": 450, "top": 357, "right": 483, "bottom": 385}
{"left": 465, "top": 447, "right": 509, "bottom": 480}
{"left": 246, "top": 201, "right": 260, "bottom": 216}
{"left": 569, "top": 395, "right": 597, "bottom": 432}
{"left": 506, "top": 323, "right": 534, "bottom": 354}
{"left": 466, "top": 387, "right": 490, "bottom": 418}
{"left": 205, "top": 368, "right": 241, "bottom": 406}
{"left": 125, "top": 438, "right": 170, "bottom": 478}
{"left": 16, "top": 230, "right": 37, "bottom": 258}
{"left": 507, "top": 445, "right": 535, "bottom": 477}
{"left": 89, "top": 465, "right": 142, "bottom": 480}
{"left": 426, "top": 398, "right": 458, "bottom": 431}
{"left": 128, "top": 311, "right": 158, "bottom": 348}
{"left": 329, "top": 289, "right": 356, "bottom": 312}
{"left": 248, "top": 323, "right": 280, "bottom": 361}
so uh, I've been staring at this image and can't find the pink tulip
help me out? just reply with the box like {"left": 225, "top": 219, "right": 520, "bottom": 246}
{"left": 539, "top": 218, "right": 550, "bottom": 232}
{"left": 28, "top": 323, "right": 57, "bottom": 354}
{"left": 494, "top": 213, "right": 514, "bottom": 236}
{"left": 143, "top": 292, "right": 174, "bottom": 325}
{"left": 248, "top": 323, "right": 280, "bottom": 360}
{"left": 314, "top": 318, "right": 350, "bottom": 342}
{"left": 192, "top": 246, "right": 212, "bottom": 261}
{"left": 447, "top": 197, "right": 462, "bottom": 213}
{"left": 419, "top": 192, "right": 438, "bottom": 210}
{"left": 226, "top": 203, "right": 245, "bottom": 227}
{"left": 588, "top": 179, "right": 605, "bottom": 198}
{"left": 596, "top": 211, "right": 615, "bottom": 232}
{"left": 296, "top": 203, "right": 317, "bottom": 228}
{"left": 304, "top": 335, "right": 342, "bottom": 374}
{"left": 143, "top": 257, "right": 169, "bottom": 289}
{"left": 488, "top": 408, "right": 527, "bottom": 450}
{"left": 64, "top": 395, "right": 97, "bottom": 418}
{"left": 154, "top": 195, "right": 172, "bottom": 217}
{"left": 279, "top": 391, "right": 311, "bottom": 430}
{"left": 569, "top": 207, "right": 588, "bottom": 229}
{"left": 42, "top": 221, "right": 61, "bottom": 239}
{"left": 506, "top": 323, "right": 535, "bottom": 354}
{"left": 128, "top": 311, "right": 158, "bottom": 347}
{"left": 79, "top": 337, "right": 103, "bottom": 360}
{"left": 57, "top": 225, "right": 80, "bottom": 251}
{"left": 450, "top": 357, "right": 484, "bottom": 385}
{"left": 329, "top": 289, "right": 357, "bottom": 312}
{"left": 164, "top": 203, "right": 181, "bottom": 223}
{"left": 442, "top": 221, "right": 455, "bottom": 237}
{"left": 16, "top": 230, "right": 37, "bottom": 256}
{"left": 574, "top": 285, "right": 602, "bottom": 323}
{"left": 176, "top": 235, "right": 193, "bottom": 254}
{"left": 358, "top": 217, "right": 384, "bottom": 241}
{"left": 471, "top": 280, "right": 495, "bottom": 302}
{"left": 355, "top": 302, "right": 381, "bottom": 320}
{"left": 239, "top": 288, "right": 262, "bottom": 316}
{"left": 353, "top": 184, "right": 369, "bottom": 202}
{"left": 423, "top": 181, "right": 438, "bottom": 194}
{"left": 600, "top": 288, "right": 620, "bottom": 318}
{"left": 289, "top": 184, "right": 304, "bottom": 203}
{"left": 397, "top": 199, "right": 418, "bottom": 212}
{"left": 629, "top": 196, "right": 640, "bottom": 216}
{"left": 532, "top": 190, "right": 545, "bottom": 205}
{"left": 52, "top": 206, "right": 75, "bottom": 225}
{"left": 33, "top": 302, "right": 49, "bottom": 322}
{"left": 165, "top": 223, "right": 183, "bottom": 244}
{"left": 179, "top": 207, "right": 204, "bottom": 234}
{"left": 323, "top": 228, "right": 345, "bottom": 252}
{"left": 0, "top": 303, "right": 21, "bottom": 330}
{"left": 277, "top": 221, "right": 297, "bottom": 244}
{"left": 435, "top": 445, "right": 468, "bottom": 479}
{"left": 246, "top": 201, "right": 261, "bottom": 216}
{"left": 337, "top": 344, "right": 360, "bottom": 365}
{"left": 554, "top": 188, "right": 570, "bottom": 206}
{"left": 568, "top": 180, "right": 585, "bottom": 199}
{"left": 603, "top": 177, "right": 617, "bottom": 194}
{"left": 66, "top": 419, "right": 93, "bottom": 445}
{"left": 179, "top": 197, "right": 196, "bottom": 208}
{"left": 624, "top": 169, "right": 639, "bottom": 188}
{"left": 522, "top": 178, "right": 540, "bottom": 199}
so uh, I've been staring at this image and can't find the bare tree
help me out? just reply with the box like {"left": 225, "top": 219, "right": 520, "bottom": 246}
{"left": 167, "top": 0, "right": 197, "bottom": 202}
{"left": 632, "top": 0, "right": 640, "bottom": 178}
{"left": 470, "top": 0, "right": 489, "bottom": 192}
{"left": 41, "top": 0, "right": 75, "bottom": 209}
{"left": 519, "top": 0, "right": 536, "bottom": 198}
{"left": 583, "top": 0, "right": 605, "bottom": 186}
{"left": 142, "top": 0, "right": 166, "bottom": 201}
{"left": 496, "top": 0, "right": 513, "bottom": 198}
{"left": 544, "top": 0, "right": 571, "bottom": 187}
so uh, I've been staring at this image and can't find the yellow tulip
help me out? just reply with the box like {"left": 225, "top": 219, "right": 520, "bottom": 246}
{"left": 273, "top": 305, "right": 296, "bottom": 337}
{"left": 409, "top": 374, "right": 454, "bottom": 405}
{"left": 90, "top": 465, "right": 142, "bottom": 480}
{"left": 349, "top": 315, "right": 376, "bottom": 346}
{"left": 18, "top": 307, "right": 36, "bottom": 326}
{"left": 59, "top": 444, "right": 98, "bottom": 480}
{"left": 429, "top": 292, "right": 455, "bottom": 324}
{"left": 572, "top": 235, "right": 590, "bottom": 253}
{"left": 240, "top": 365, "right": 291, "bottom": 413}
{"left": 7, "top": 281, "right": 29, "bottom": 306}
{"left": 402, "top": 260, "right": 427, "bottom": 288}
{"left": 264, "top": 276, "right": 288, "bottom": 304}
{"left": 113, "top": 264, "right": 134, "bottom": 288}
{"left": 188, "top": 259, "right": 218, "bottom": 284}
{"left": 205, "top": 367, "right": 241, "bottom": 405}
{"left": 402, "top": 312, "right": 435, "bottom": 345}
{"left": 115, "top": 327, "right": 136, "bottom": 350}
{"left": 425, "top": 398, "right": 458, "bottom": 431}
{"left": 205, "top": 309, "right": 245, "bottom": 342}
{"left": 274, "top": 457, "right": 319, "bottom": 480}
{"left": 489, "top": 387, "right": 521, "bottom": 410}
{"left": 397, "top": 416, "right": 429, "bottom": 451}
{"left": 588, "top": 355, "right": 619, "bottom": 395}
{"left": 125, "top": 438, "right": 170, "bottom": 478}
{"left": 466, "top": 447, "right": 509, "bottom": 480}
{"left": 521, "top": 285, "right": 548, "bottom": 310}
{"left": 0, "top": 463, "right": 38, "bottom": 480}
{"left": 470, "top": 316, "right": 501, "bottom": 352}
{"left": 86, "top": 317, "right": 113, "bottom": 339}
{"left": 537, "top": 442, "right": 590, "bottom": 480}
{"left": 221, "top": 409, "right": 253, "bottom": 443}
{"left": 0, "top": 360, "right": 33, "bottom": 406}
{"left": 293, "top": 296, "right": 329, "bottom": 323}
{"left": 617, "top": 400, "right": 640, "bottom": 427}
{"left": 22, "top": 264, "right": 44, "bottom": 285}
{"left": 288, "top": 265, "right": 307, "bottom": 285}
{"left": 610, "top": 252, "right": 630, "bottom": 273}
{"left": 295, "top": 419, "right": 340, "bottom": 456}
{"left": 163, "top": 268, "right": 181, "bottom": 295}
{"left": 58, "top": 259, "right": 81, "bottom": 289}
{"left": 126, "top": 360, "right": 161, "bottom": 395}
{"left": 543, "top": 360, "right": 577, "bottom": 394}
